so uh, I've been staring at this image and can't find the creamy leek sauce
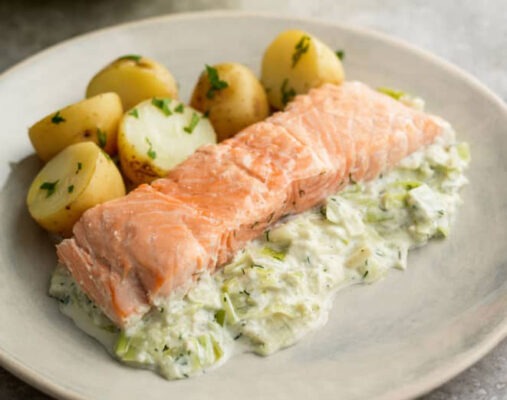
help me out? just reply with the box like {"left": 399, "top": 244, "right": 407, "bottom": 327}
{"left": 49, "top": 113, "right": 470, "bottom": 380}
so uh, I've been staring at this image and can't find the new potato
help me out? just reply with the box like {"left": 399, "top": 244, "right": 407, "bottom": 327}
{"left": 28, "top": 93, "right": 123, "bottom": 162}
{"left": 119, "top": 98, "right": 216, "bottom": 186}
{"left": 261, "top": 29, "right": 345, "bottom": 110}
{"left": 86, "top": 55, "right": 179, "bottom": 110}
{"left": 190, "top": 63, "right": 269, "bottom": 141}
{"left": 26, "top": 142, "right": 126, "bottom": 236}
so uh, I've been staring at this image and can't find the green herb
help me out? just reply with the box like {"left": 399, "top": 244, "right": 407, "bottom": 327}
{"left": 97, "top": 128, "right": 107, "bottom": 148}
{"left": 118, "top": 54, "right": 142, "bottom": 63}
{"left": 76, "top": 162, "right": 82, "bottom": 174}
{"left": 265, "top": 230, "right": 271, "bottom": 242}
{"left": 51, "top": 111, "right": 65, "bottom": 124}
{"left": 377, "top": 87, "right": 405, "bottom": 101}
{"left": 240, "top": 289, "right": 251, "bottom": 296}
{"left": 251, "top": 264, "right": 265, "bottom": 269}
{"left": 363, "top": 270, "right": 369, "bottom": 278}
{"left": 262, "top": 246, "right": 286, "bottom": 261}
{"left": 174, "top": 103, "right": 184, "bottom": 113}
{"left": 335, "top": 50, "right": 345, "bottom": 60}
{"left": 215, "top": 309, "right": 226, "bottom": 326}
{"left": 205, "top": 65, "right": 228, "bottom": 99}
{"left": 40, "top": 180, "right": 59, "bottom": 198}
{"left": 151, "top": 98, "right": 172, "bottom": 116}
{"left": 67, "top": 185, "right": 74, "bottom": 193}
{"left": 184, "top": 112, "right": 200, "bottom": 134}
{"left": 292, "top": 35, "right": 311, "bottom": 67}
{"left": 145, "top": 137, "right": 157, "bottom": 159}
{"left": 280, "top": 78, "right": 296, "bottom": 107}
{"left": 128, "top": 108, "right": 139, "bottom": 119}
{"left": 234, "top": 333, "right": 243, "bottom": 341}
{"left": 203, "top": 109, "right": 210, "bottom": 118}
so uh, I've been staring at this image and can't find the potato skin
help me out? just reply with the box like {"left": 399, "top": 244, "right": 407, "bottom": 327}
{"left": 26, "top": 142, "right": 125, "bottom": 237}
{"left": 28, "top": 93, "right": 122, "bottom": 162}
{"left": 261, "top": 29, "right": 345, "bottom": 110}
{"left": 190, "top": 63, "right": 269, "bottom": 141}
{"left": 86, "top": 55, "right": 178, "bottom": 110}
{"left": 118, "top": 132, "right": 162, "bottom": 185}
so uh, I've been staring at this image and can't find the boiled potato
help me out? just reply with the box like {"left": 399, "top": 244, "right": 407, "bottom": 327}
{"left": 119, "top": 98, "right": 216, "bottom": 185}
{"left": 190, "top": 63, "right": 269, "bottom": 141}
{"left": 27, "top": 142, "right": 126, "bottom": 236}
{"left": 261, "top": 29, "right": 345, "bottom": 110}
{"left": 86, "top": 55, "right": 178, "bottom": 110}
{"left": 28, "top": 93, "right": 122, "bottom": 162}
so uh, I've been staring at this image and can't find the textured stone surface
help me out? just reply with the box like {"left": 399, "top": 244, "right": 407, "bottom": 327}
{"left": 1, "top": 0, "right": 506, "bottom": 399}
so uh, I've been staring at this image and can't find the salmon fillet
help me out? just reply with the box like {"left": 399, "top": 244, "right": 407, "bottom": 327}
{"left": 57, "top": 81, "right": 443, "bottom": 327}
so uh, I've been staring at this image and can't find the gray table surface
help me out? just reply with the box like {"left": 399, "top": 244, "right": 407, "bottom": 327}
{"left": 1, "top": 0, "right": 506, "bottom": 399}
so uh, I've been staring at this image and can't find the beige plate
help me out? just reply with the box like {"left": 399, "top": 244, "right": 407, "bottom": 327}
{"left": 1, "top": 11, "right": 506, "bottom": 400}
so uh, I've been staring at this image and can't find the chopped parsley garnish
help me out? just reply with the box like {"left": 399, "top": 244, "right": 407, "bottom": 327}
{"left": 363, "top": 270, "right": 369, "bottom": 278}
{"left": 151, "top": 98, "right": 172, "bottom": 116}
{"left": 145, "top": 137, "right": 157, "bottom": 159}
{"left": 280, "top": 78, "right": 296, "bottom": 107}
{"left": 251, "top": 264, "right": 265, "bottom": 269}
{"left": 97, "top": 128, "right": 107, "bottom": 148}
{"left": 292, "top": 35, "right": 311, "bottom": 67}
{"left": 377, "top": 87, "right": 405, "bottom": 101}
{"left": 128, "top": 108, "right": 139, "bottom": 119}
{"left": 40, "top": 180, "right": 59, "bottom": 198}
{"left": 51, "top": 111, "right": 65, "bottom": 124}
{"left": 75, "top": 162, "right": 82, "bottom": 174}
{"left": 174, "top": 103, "right": 184, "bottom": 113}
{"left": 205, "top": 65, "right": 228, "bottom": 99}
{"left": 183, "top": 112, "right": 200, "bottom": 134}
{"left": 118, "top": 54, "right": 142, "bottom": 63}
{"left": 67, "top": 185, "right": 74, "bottom": 193}
{"left": 335, "top": 50, "right": 345, "bottom": 60}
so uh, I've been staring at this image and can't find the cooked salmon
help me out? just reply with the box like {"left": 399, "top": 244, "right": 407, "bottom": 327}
{"left": 56, "top": 81, "right": 443, "bottom": 327}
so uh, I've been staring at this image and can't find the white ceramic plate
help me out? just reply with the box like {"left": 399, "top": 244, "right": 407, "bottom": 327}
{"left": 1, "top": 11, "right": 506, "bottom": 400}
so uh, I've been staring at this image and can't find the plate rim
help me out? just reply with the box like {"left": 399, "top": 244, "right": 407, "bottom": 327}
{"left": 1, "top": 9, "right": 506, "bottom": 400}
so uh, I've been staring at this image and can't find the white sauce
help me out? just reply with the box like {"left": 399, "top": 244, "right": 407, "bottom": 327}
{"left": 49, "top": 114, "right": 470, "bottom": 380}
